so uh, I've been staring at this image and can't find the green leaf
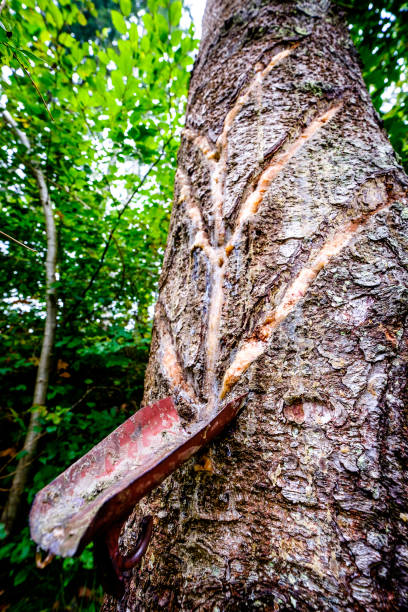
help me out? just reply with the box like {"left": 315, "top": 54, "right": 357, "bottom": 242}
{"left": 120, "top": 0, "right": 132, "bottom": 17}
{"left": 142, "top": 12, "right": 154, "bottom": 33}
{"left": 77, "top": 12, "right": 87, "bottom": 26}
{"left": 59, "top": 32, "right": 74, "bottom": 47}
{"left": 129, "top": 22, "right": 138, "bottom": 44}
{"left": 111, "top": 10, "right": 127, "bottom": 34}
{"left": 98, "top": 49, "right": 109, "bottom": 64}
{"left": 171, "top": 29, "right": 182, "bottom": 46}
{"left": 111, "top": 70, "right": 125, "bottom": 96}
{"left": 0, "top": 19, "right": 11, "bottom": 37}
{"left": 169, "top": 1, "right": 182, "bottom": 26}
{"left": 155, "top": 13, "right": 168, "bottom": 41}
{"left": 19, "top": 49, "right": 49, "bottom": 65}
{"left": 47, "top": 3, "right": 63, "bottom": 29}
{"left": 14, "top": 48, "right": 30, "bottom": 68}
{"left": 14, "top": 568, "right": 29, "bottom": 586}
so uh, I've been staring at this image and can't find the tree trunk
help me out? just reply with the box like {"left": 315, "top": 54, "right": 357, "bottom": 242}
{"left": 1, "top": 111, "right": 58, "bottom": 534}
{"left": 104, "top": 1, "right": 408, "bottom": 609}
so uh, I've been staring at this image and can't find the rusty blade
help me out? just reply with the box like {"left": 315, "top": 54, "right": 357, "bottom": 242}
{"left": 29, "top": 395, "right": 246, "bottom": 558}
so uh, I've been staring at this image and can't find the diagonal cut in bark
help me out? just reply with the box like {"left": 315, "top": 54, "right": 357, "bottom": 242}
{"left": 220, "top": 198, "right": 397, "bottom": 398}
{"left": 227, "top": 102, "right": 343, "bottom": 251}
{"left": 155, "top": 300, "right": 199, "bottom": 404}
{"left": 177, "top": 169, "right": 217, "bottom": 265}
{"left": 181, "top": 81, "right": 343, "bottom": 412}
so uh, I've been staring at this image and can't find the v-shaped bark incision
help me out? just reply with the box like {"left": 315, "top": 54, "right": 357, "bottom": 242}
{"left": 182, "top": 45, "right": 302, "bottom": 412}
{"left": 157, "top": 43, "right": 347, "bottom": 415}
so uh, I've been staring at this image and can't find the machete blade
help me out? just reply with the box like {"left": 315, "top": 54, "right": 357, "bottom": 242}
{"left": 29, "top": 395, "right": 246, "bottom": 560}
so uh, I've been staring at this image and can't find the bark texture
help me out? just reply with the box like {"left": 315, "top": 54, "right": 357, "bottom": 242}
{"left": 104, "top": 1, "right": 408, "bottom": 609}
{"left": 1, "top": 111, "right": 58, "bottom": 534}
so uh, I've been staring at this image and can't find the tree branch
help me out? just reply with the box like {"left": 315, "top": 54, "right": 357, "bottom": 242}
{"left": 79, "top": 136, "right": 173, "bottom": 303}
{"left": 0, "top": 229, "right": 37, "bottom": 252}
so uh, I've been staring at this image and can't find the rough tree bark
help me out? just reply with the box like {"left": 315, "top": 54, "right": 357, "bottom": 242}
{"left": 1, "top": 111, "right": 58, "bottom": 534}
{"left": 104, "top": 0, "right": 408, "bottom": 609}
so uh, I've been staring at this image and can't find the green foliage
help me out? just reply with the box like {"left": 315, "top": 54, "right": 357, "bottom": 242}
{"left": 0, "top": 0, "right": 407, "bottom": 609}
{"left": 0, "top": 528, "right": 102, "bottom": 610}
{"left": 0, "top": 0, "right": 198, "bottom": 608}
{"left": 341, "top": 0, "right": 408, "bottom": 169}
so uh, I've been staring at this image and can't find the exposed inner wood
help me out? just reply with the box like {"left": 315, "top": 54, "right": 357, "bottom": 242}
{"left": 205, "top": 263, "right": 225, "bottom": 409}
{"left": 216, "top": 46, "right": 297, "bottom": 156}
{"left": 227, "top": 103, "right": 343, "bottom": 250}
{"left": 161, "top": 47, "right": 343, "bottom": 413}
{"left": 220, "top": 199, "right": 394, "bottom": 398}
{"left": 177, "top": 169, "right": 217, "bottom": 265}
{"left": 156, "top": 305, "right": 198, "bottom": 403}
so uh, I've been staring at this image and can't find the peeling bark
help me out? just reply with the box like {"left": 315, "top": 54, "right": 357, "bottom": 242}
{"left": 104, "top": 1, "right": 408, "bottom": 610}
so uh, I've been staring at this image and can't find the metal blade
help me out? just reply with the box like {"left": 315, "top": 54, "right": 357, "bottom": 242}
{"left": 29, "top": 395, "right": 246, "bottom": 558}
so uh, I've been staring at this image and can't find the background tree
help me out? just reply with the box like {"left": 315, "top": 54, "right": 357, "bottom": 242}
{"left": 103, "top": 0, "right": 408, "bottom": 610}
{"left": 0, "top": 0, "right": 197, "bottom": 608}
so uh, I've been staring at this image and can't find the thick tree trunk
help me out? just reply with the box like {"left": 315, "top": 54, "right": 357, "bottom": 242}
{"left": 1, "top": 111, "right": 57, "bottom": 534}
{"left": 105, "top": 1, "right": 408, "bottom": 609}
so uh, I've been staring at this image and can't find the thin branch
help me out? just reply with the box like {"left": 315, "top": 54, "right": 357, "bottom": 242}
{"left": 46, "top": 178, "right": 93, "bottom": 209}
{"left": 112, "top": 234, "right": 126, "bottom": 298}
{"left": 0, "top": 229, "right": 37, "bottom": 252}
{"left": 0, "top": 456, "right": 36, "bottom": 480}
{"left": 3, "top": 110, "right": 31, "bottom": 149}
{"left": 79, "top": 136, "right": 173, "bottom": 303}
{"left": 14, "top": 57, "right": 53, "bottom": 121}
{"left": 70, "top": 385, "right": 120, "bottom": 411}
{"left": 0, "top": 452, "right": 18, "bottom": 476}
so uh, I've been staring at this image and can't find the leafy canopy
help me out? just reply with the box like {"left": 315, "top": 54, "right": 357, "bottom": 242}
{"left": 344, "top": 0, "right": 408, "bottom": 169}
{"left": 0, "top": 0, "right": 197, "bottom": 608}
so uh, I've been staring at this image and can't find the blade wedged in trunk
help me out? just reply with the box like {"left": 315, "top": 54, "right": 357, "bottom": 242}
{"left": 29, "top": 395, "right": 246, "bottom": 558}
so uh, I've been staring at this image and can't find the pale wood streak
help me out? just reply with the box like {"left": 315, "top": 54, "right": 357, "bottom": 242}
{"left": 220, "top": 200, "right": 392, "bottom": 398}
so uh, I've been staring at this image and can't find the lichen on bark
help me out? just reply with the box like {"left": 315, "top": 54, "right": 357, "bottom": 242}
{"left": 104, "top": 1, "right": 408, "bottom": 610}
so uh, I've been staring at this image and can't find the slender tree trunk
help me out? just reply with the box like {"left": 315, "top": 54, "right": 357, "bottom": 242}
{"left": 1, "top": 111, "right": 57, "bottom": 534}
{"left": 105, "top": 1, "right": 408, "bottom": 609}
